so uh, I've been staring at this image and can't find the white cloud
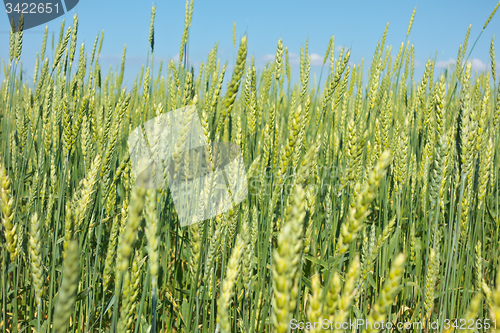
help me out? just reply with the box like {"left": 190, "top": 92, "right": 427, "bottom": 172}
{"left": 471, "top": 58, "right": 487, "bottom": 71}
{"left": 310, "top": 53, "right": 323, "bottom": 66}
{"left": 260, "top": 54, "right": 274, "bottom": 62}
{"left": 435, "top": 58, "right": 455, "bottom": 69}
{"left": 334, "top": 45, "right": 344, "bottom": 52}
{"left": 254, "top": 54, "right": 274, "bottom": 69}
{"left": 288, "top": 52, "right": 300, "bottom": 65}
{"left": 434, "top": 57, "right": 488, "bottom": 72}
{"left": 256, "top": 52, "right": 299, "bottom": 68}
{"left": 256, "top": 49, "right": 347, "bottom": 69}
{"left": 99, "top": 54, "right": 177, "bottom": 67}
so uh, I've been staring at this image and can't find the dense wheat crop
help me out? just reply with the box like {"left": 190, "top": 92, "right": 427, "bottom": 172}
{"left": 2, "top": 2, "right": 500, "bottom": 332}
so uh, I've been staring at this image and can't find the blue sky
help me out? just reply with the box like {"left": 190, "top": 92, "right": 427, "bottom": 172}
{"left": 1, "top": 0, "right": 499, "bottom": 88}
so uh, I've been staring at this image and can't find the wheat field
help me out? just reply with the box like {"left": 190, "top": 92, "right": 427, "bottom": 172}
{"left": 2, "top": 2, "right": 500, "bottom": 332}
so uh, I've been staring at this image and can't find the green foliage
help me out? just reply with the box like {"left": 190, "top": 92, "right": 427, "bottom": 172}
{"left": 1, "top": 4, "right": 500, "bottom": 333}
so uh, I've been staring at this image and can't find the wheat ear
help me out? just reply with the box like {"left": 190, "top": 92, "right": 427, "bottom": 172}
{"left": 53, "top": 240, "right": 80, "bottom": 333}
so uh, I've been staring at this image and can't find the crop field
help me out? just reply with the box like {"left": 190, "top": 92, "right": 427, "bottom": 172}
{"left": 2, "top": 2, "right": 500, "bottom": 332}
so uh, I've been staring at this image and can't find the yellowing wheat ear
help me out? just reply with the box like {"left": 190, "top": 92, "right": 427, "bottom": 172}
{"left": 1, "top": 157, "right": 17, "bottom": 262}
{"left": 14, "top": 13, "right": 24, "bottom": 60}
{"left": 118, "top": 186, "right": 146, "bottom": 272}
{"left": 363, "top": 254, "right": 405, "bottom": 333}
{"left": 336, "top": 151, "right": 392, "bottom": 255}
{"left": 272, "top": 185, "right": 306, "bottom": 333}
{"left": 118, "top": 251, "right": 141, "bottom": 332}
{"left": 145, "top": 190, "right": 159, "bottom": 288}
{"left": 306, "top": 274, "right": 323, "bottom": 333}
{"left": 332, "top": 256, "right": 360, "bottom": 333}
{"left": 217, "top": 234, "right": 245, "bottom": 333}
{"left": 53, "top": 240, "right": 80, "bottom": 333}
{"left": 488, "top": 264, "right": 500, "bottom": 333}
{"left": 149, "top": 5, "right": 156, "bottom": 53}
{"left": 29, "top": 213, "right": 43, "bottom": 305}
{"left": 2, "top": 3, "right": 500, "bottom": 332}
